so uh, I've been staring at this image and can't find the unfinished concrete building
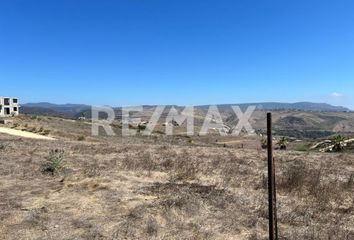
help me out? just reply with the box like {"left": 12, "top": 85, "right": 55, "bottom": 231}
{"left": 0, "top": 97, "right": 20, "bottom": 117}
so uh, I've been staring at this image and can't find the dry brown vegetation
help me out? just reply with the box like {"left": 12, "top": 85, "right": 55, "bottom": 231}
{"left": 0, "top": 115, "right": 353, "bottom": 239}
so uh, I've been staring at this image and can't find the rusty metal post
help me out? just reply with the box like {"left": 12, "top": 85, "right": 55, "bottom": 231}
{"left": 267, "top": 112, "right": 278, "bottom": 240}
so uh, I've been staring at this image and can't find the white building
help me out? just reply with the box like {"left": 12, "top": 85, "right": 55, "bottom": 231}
{"left": 0, "top": 97, "right": 20, "bottom": 117}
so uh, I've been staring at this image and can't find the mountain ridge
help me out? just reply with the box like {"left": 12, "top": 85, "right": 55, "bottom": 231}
{"left": 20, "top": 101, "right": 352, "bottom": 119}
{"left": 198, "top": 102, "right": 351, "bottom": 112}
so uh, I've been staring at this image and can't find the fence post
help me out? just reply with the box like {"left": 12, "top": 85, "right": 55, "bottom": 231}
{"left": 267, "top": 112, "right": 278, "bottom": 240}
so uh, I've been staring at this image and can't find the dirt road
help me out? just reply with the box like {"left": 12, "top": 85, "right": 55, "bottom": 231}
{"left": 0, "top": 127, "right": 55, "bottom": 140}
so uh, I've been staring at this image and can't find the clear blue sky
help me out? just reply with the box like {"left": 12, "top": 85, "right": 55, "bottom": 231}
{"left": 1, "top": 0, "right": 353, "bottom": 109}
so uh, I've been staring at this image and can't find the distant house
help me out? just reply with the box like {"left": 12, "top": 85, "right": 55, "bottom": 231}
{"left": 0, "top": 97, "right": 20, "bottom": 117}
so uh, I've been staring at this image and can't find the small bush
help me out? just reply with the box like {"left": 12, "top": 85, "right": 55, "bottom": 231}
{"left": 41, "top": 129, "right": 51, "bottom": 135}
{"left": 28, "top": 127, "right": 37, "bottom": 132}
{"left": 331, "top": 135, "right": 346, "bottom": 152}
{"left": 77, "top": 135, "right": 86, "bottom": 141}
{"left": 277, "top": 136, "right": 288, "bottom": 150}
{"left": 138, "top": 124, "right": 147, "bottom": 131}
{"left": 0, "top": 143, "right": 8, "bottom": 151}
{"left": 261, "top": 137, "right": 267, "bottom": 149}
{"left": 42, "top": 149, "right": 65, "bottom": 174}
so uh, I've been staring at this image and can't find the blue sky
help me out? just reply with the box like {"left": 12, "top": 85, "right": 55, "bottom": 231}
{"left": 1, "top": 0, "right": 354, "bottom": 109}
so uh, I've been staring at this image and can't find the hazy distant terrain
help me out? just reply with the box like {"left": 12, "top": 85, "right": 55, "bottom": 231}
{"left": 21, "top": 103, "right": 91, "bottom": 119}
{"left": 21, "top": 101, "right": 352, "bottom": 119}
{"left": 21, "top": 102, "right": 354, "bottom": 139}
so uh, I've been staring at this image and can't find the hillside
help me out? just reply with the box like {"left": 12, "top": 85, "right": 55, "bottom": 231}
{"left": 21, "top": 102, "right": 352, "bottom": 120}
{"left": 21, "top": 103, "right": 91, "bottom": 119}
{"left": 20, "top": 102, "right": 354, "bottom": 139}
{"left": 198, "top": 102, "right": 352, "bottom": 112}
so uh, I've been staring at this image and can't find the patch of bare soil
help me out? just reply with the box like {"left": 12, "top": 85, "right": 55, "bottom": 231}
{"left": 0, "top": 127, "right": 55, "bottom": 140}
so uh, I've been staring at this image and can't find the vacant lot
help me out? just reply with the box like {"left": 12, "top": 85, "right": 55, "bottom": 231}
{"left": 0, "top": 116, "right": 353, "bottom": 239}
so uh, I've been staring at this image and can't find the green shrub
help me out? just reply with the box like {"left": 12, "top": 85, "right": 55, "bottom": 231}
{"left": 0, "top": 143, "right": 8, "bottom": 151}
{"left": 277, "top": 136, "right": 288, "bottom": 150}
{"left": 261, "top": 137, "right": 267, "bottom": 149}
{"left": 42, "top": 149, "right": 65, "bottom": 174}
{"left": 331, "top": 135, "right": 346, "bottom": 152}
{"left": 138, "top": 124, "right": 147, "bottom": 131}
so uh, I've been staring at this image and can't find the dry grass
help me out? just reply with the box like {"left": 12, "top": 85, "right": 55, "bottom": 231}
{"left": 0, "top": 115, "right": 353, "bottom": 239}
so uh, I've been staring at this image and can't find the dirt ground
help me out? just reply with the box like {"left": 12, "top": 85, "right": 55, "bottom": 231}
{"left": 0, "top": 127, "right": 56, "bottom": 140}
{"left": 0, "top": 116, "right": 353, "bottom": 239}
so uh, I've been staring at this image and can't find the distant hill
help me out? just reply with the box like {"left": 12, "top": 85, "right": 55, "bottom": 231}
{"left": 198, "top": 102, "right": 352, "bottom": 112}
{"left": 20, "top": 101, "right": 354, "bottom": 137}
{"left": 21, "top": 101, "right": 352, "bottom": 119}
{"left": 21, "top": 102, "right": 91, "bottom": 119}
{"left": 23, "top": 102, "right": 90, "bottom": 109}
